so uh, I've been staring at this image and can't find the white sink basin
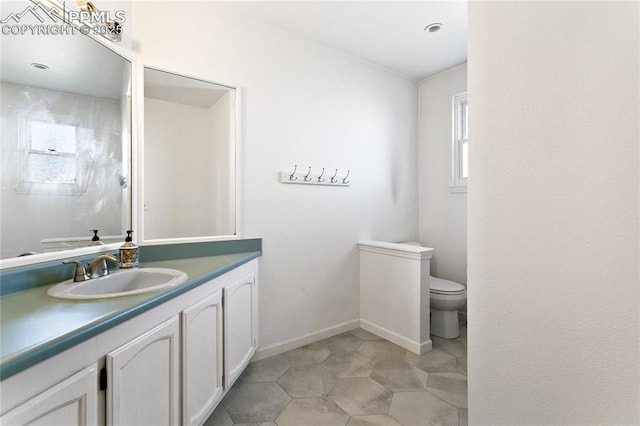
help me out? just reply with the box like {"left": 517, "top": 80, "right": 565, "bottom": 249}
{"left": 48, "top": 268, "right": 188, "bottom": 300}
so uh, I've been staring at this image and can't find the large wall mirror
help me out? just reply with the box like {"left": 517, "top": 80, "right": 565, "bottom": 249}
{"left": 0, "top": 1, "right": 131, "bottom": 264}
{"left": 141, "top": 67, "right": 239, "bottom": 243}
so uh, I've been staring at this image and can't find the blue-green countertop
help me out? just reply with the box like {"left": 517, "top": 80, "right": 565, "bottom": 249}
{"left": 0, "top": 239, "right": 262, "bottom": 381}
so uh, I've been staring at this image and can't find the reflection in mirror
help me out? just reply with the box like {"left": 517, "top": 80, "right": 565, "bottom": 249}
{"left": 143, "top": 67, "right": 237, "bottom": 241}
{"left": 0, "top": 1, "right": 131, "bottom": 261}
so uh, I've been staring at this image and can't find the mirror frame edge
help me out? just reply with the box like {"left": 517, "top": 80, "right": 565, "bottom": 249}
{"left": 137, "top": 64, "right": 243, "bottom": 247}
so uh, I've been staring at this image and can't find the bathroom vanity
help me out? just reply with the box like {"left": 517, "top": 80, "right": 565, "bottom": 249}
{"left": 0, "top": 241, "right": 261, "bottom": 426}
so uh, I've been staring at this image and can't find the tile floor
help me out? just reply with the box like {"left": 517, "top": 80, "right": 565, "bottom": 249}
{"left": 205, "top": 325, "right": 467, "bottom": 426}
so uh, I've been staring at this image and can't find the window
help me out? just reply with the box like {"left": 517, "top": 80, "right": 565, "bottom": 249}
{"left": 17, "top": 114, "right": 85, "bottom": 195}
{"left": 26, "top": 120, "right": 78, "bottom": 184}
{"left": 451, "top": 92, "right": 468, "bottom": 193}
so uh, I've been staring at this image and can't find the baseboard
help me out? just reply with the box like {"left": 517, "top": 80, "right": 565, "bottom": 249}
{"left": 359, "top": 319, "right": 432, "bottom": 355}
{"left": 251, "top": 319, "right": 360, "bottom": 361}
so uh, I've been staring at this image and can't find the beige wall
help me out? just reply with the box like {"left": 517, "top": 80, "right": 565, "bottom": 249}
{"left": 468, "top": 2, "right": 639, "bottom": 423}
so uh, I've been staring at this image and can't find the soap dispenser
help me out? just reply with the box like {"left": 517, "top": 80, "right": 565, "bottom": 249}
{"left": 119, "top": 230, "right": 139, "bottom": 268}
{"left": 88, "top": 229, "right": 104, "bottom": 246}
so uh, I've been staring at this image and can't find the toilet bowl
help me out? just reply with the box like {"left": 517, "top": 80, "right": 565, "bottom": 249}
{"left": 429, "top": 276, "right": 466, "bottom": 339}
{"left": 397, "top": 243, "right": 467, "bottom": 339}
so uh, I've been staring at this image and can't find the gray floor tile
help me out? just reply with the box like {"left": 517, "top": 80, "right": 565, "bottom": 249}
{"left": 459, "top": 408, "right": 469, "bottom": 426}
{"left": 329, "top": 377, "right": 393, "bottom": 416}
{"left": 358, "top": 340, "right": 407, "bottom": 363}
{"left": 278, "top": 364, "right": 338, "bottom": 398}
{"left": 322, "top": 351, "right": 375, "bottom": 378}
{"left": 275, "top": 397, "right": 349, "bottom": 426}
{"left": 350, "top": 328, "right": 384, "bottom": 341}
{"left": 281, "top": 345, "right": 331, "bottom": 366}
{"left": 222, "top": 382, "right": 291, "bottom": 423}
{"left": 427, "top": 372, "right": 468, "bottom": 409}
{"left": 457, "top": 356, "right": 467, "bottom": 376}
{"left": 346, "top": 414, "right": 403, "bottom": 426}
{"left": 240, "top": 356, "right": 291, "bottom": 383}
{"left": 326, "top": 332, "right": 365, "bottom": 354}
{"left": 432, "top": 336, "right": 467, "bottom": 358}
{"left": 388, "top": 391, "right": 458, "bottom": 426}
{"left": 405, "top": 348, "right": 458, "bottom": 374}
{"left": 370, "top": 360, "right": 428, "bottom": 392}
{"left": 233, "top": 423, "right": 277, "bottom": 426}
{"left": 207, "top": 324, "right": 467, "bottom": 425}
{"left": 204, "top": 404, "right": 232, "bottom": 426}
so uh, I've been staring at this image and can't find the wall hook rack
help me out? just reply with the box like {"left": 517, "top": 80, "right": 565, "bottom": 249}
{"left": 279, "top": 166, "right": 351, "bottom": 187}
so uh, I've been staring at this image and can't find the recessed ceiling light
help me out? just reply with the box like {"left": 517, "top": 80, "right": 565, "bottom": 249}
{"left": 424, "top": 23, "right": 443, "bottom": 34}
{"left": 30, "top": 63, "right": 49, "bottom": 70}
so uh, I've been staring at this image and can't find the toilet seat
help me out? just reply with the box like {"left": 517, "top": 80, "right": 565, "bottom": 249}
{"left": 429, "top": 276, "right": 466, "bottom": 295}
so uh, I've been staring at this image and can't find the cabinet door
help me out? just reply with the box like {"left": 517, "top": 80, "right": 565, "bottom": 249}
{"left": 182, "top": 290, "right": 224, "bottom": 426}
{"left": 224, "top": 271, "right": 258, "bottom": 388}
{"left": 106, "top": 317, "right": 180, "bottom": 426}
{"left": 1, "top": 364, "right": 98, "bottom": 426}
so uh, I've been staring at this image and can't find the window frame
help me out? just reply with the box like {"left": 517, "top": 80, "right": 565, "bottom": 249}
{"left": 17, "top": 113, "right": 87, "bottom": 195}
{"left": 450, "top": 91, "right": 468, "bottom": 193}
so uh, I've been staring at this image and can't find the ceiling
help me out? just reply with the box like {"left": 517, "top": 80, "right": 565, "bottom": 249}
{"left": 230, "top": 1, "right": 468, "bottom": 81}
{"left": 145, "top": 68, "right": 231, "bottom": 108}
{"left": 0, "top": 1, "right": 129, "bottom": 99}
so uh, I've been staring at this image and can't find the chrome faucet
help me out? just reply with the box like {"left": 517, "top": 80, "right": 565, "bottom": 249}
{"left": 63, "top": 260, "right": 90, "bottom": 282}
{"left": 88, "top": 254, "right": 118, "bottom": 279}
{"left": 63, "top": 254, "right": 118, "bottom": 282}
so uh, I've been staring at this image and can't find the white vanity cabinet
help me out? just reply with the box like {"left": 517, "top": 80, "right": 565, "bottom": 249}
{"left": 224, "top": 272, "right": 258, "bottom": 387}
{"left": 182, "top": 290, "right": 224, "bottom": 425}
{"left": 106, "top": 317, "right": 180, "bottom": 426}
{"left": 1, "top": 364, "right": 98, "bottom": 426}
{"left": 0, "top": 258, "right": 259, "bottom": 426}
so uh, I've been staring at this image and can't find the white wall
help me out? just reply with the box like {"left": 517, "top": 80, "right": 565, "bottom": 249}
{"left": 418, "top": 63, "right": 467, "bottom": 288}
{"left": 131, "top": 2, "right": 418, "bottom": 351}
{"left": 468, "top": 2, "right": 639, "bottom": 423}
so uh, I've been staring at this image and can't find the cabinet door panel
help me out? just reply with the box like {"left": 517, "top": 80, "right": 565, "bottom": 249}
{"left": 1, "top": 365, "right": 98, "bottom": 426}
{"left": 182, "top": 290, "right": 223, "bottom": 426}
{"left": 224, "top": 272, "right": 257, "bottom": 387}
{"left": 106, "top": 317, "right": 180, "bottom": 426}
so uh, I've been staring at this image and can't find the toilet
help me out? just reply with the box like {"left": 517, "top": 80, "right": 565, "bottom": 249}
{"left": 399, "top": 242, "right": 467, "bottom": 339}
{"left": 429, "top": 276, "right": 466, "bottom": 339}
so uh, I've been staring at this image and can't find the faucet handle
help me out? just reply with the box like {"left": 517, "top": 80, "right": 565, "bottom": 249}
{"left": 63, "top": 260, "right": 90, "bottom": 282}
{"left": 88, "top": 254, "right": 118, "bottom": 279}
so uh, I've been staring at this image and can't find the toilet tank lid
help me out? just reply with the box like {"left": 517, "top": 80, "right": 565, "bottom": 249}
{"left": 430, "top": 277, "right": 465, "bottom": 293}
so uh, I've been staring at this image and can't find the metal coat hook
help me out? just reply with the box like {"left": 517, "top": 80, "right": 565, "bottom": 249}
{"left": 342, "top": 170, "right": 350, "bottom": 184}
{"left": 304, "top": 166, "right": 312, "bottom": 182}
{"left": 317, "top": 168, "right": 326, "bottom": 183}
{"left": 289, "top": 165, "right": 298, "bottom": 181}
{"left": 330, "top": 169, "right": 338, "bottom": 183}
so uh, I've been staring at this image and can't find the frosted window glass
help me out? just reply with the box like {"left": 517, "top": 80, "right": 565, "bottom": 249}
{"left": 29, "top": 121, "right": 77, "bottom": 153}
{"left": 27, "top": 153, "right": 76, "bottom": 183}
